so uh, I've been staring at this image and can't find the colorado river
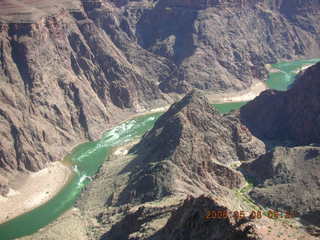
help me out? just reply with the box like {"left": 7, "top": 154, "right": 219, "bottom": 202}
{"left": 266, "top": 58, "right": 320, "bottom": 91}
{"left": 213, "top": 58, "right": 320, "bottom": 113}
{"left": 0, "top": 58, "right": 319, "bottom": 239}
{"left": 0, "top": 113, "right": 163, "bottom": 239}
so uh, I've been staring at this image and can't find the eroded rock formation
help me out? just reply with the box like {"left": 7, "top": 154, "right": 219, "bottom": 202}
{"left": 134, "top": 0, "right": 320, "bottom": 92}
{"left": 153, "top": 195, "right": 261, "bottom": 240}
{"left": 237, "top": 62, "right": 320, "bottom": 234}
{"left": 102, "top": 195, "right": 261, "bottom": 240}
{"left": 118, "top": 90, "right": 265, "bottom": 204}
{"left": 19, "top": 88, "right": 320, "bottom": 239}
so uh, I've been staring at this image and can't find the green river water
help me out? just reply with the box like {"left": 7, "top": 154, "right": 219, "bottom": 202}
{"left": 0, "top": 58, "right": 319, "bottom": 239}
{"left": 266, "top": 58, "right": 320, "bottom": 91}
{"left": 0, "top": 113, "right": 163, "bottom": 239}
{"left": 214, "top": 58, "right": 320, "bottom": 112}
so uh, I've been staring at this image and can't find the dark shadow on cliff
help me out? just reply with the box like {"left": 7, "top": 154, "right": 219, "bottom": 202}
{"left": 99, "top": 206, "right": 145, "bottom": 240}
{"left": 300, "top": 211, "right": 320, "bottom": 237}
{"left": 10, "top": 39, "right": 33, "bottom": 92}
{"left": 115, "top": 116, "right": 183, "bottom": 205}
{"left": 136, "top": 1, "right": 198, "bottom": 65}
{"left": 238, "top": 61, "right": 320, "bottom": 149}
{"left": 99, "top": 205, "right": 174, "bottom": 240}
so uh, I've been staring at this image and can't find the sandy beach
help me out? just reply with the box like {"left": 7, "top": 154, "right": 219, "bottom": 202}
{"left": 293, "top": 64, "right": 314, "bottom": 74}
{"left": 0, "top": 162, "right": 72, "bottom": 224}
{"left": 206, "top": 81, "right": 268, "bottom": 103}
{"left": 266, "top": 63, "right": 315, "bottom": 75}
{"left": 265, "top": 63, "right": 280, "bottom": 73}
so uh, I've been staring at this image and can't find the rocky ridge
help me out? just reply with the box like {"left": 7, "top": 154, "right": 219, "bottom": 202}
{"left": 116, "top": 90, "right": 265, "bottom": 204}
{"left": 151, "top": 196, "right": 261, "bottom": 240}
{"left": 102, "top": 196, "right": 262, "bottom": 240}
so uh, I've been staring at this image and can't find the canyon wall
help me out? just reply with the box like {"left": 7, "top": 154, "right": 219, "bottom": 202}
{"left": 0, "top": 3, "right": 171, "bottom": 187}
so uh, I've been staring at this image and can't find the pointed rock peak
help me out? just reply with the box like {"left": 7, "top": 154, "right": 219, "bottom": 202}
{"left": 182, "top": 89, "right": 208, "bottom": 103}
{"left": 162, "top": 89, "right": 218, "bottom": 120}
{"left": 179, "top": 89, "right": 213, "bottom": 108}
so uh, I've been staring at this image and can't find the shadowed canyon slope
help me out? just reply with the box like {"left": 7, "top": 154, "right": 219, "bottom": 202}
{"left": 242, "top": 146, "right": 320, "bottom": 229}
{"left": 151, "top": 196, "right": 261, "bottom": 240}
{"left": 102, "top": 196, "right": 263, "bottom": 240}
{"left": 135, "top": 0, "right": 320, "bottom": 93}
{"left": 0, "top": 0, "right": 320, "bottom": 192}
{"left": 239, "top": 62, "right": 320, "bottom": 145}
{"left": 237, "top": 62, "right": 320, "bottom": 234}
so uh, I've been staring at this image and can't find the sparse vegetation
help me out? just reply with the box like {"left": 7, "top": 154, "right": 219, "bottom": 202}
{"left": 240, "top": 182, "right": 253, "bottom": 194}
{"left": 233, "top": 180, "right": 261, "bottom": 211}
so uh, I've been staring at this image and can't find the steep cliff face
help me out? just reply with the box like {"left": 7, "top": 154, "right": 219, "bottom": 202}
{"left": 133, "top": 0, "right": 320, "bottom": 93}
{"left": 117, "top": 90, "right": 265, "bottom": 204}
{"left": 81, "top": 0, "right": 320, "bottom": 94}
{"left": 239, "top": 62, "right": 320, "bottom": 145}
{"left": 0, "top": 3, "right": 171, "bottom": 189}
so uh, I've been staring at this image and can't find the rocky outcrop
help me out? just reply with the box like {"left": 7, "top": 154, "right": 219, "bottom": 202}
{"left": 239, "top": 62, "right": 320, "bottom": 145}
{"left": 18, "top": 87, "right": 320, "bottom": 239}
{"left": 152, "top": 196, "right": 261, "bottom": 240}
{"left": 0, "top": 175, "right": 9, "bottom": 196}
{"left": 100, "top": 200, "right": 183, "bottom": 240}
{"left": 234, "top": 60, "right": 320, "bottom": 234}
{"left": 118, "top": 90, "right": 265, "bottom": 204}
{"left": 242, "top": 146, "right": 320, "bottom": 228}
{"left": 101, "top": 195, "right": 261, "bottom": 240}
